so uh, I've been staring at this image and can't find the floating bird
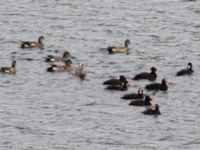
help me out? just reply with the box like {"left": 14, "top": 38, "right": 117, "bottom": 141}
{"left": 0, "top": 60, "right": 16, "bottom": 74}
{"left": 105, "top": 82, "right": 128, "bottom": 91}
{"left": 129, "top": 95, "right": 152, "bottom": 106}
{"left": 132, "top": 67, "right": 157, "bottom": 81}
{"left": 143, "top": 104, "right": 161, "bottom": 115}
{"left": 121, "top": 88, "right": 144, "bottom": 100}
{"left": 75, "top": 63, "right": 86, "bottom": 80}
{"left": 46, "top": 59, "right": 72, "bottom": 72}
{"left": 45, "top": 51, "right": 70, "bottom": 62}
{"left": 103, "top": 75, "right": 128, "bottom": 86}
{"left": 176, "top": 62, "right": 193, "bottom": 76}
{"left": 107, "top": 39, "right": 130, "bottom": 54}
{"left": 21, "top": 36, "right": 44, "bottom": 49}
{"left": 145, "top": 79, "right": 169, "bottom": 91}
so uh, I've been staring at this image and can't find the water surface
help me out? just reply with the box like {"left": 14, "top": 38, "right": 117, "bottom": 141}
{"left": 0, "top": 0, "right": 200, "bottom": 149}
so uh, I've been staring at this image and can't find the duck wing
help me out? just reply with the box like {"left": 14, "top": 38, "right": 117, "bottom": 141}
{"left": 106, "top": 85, "right": 127, "bottom": 91}
{"left": 176, "top": 69, "right": 193, "bottom": 76}
{"left": 133, "top": 72, "right": 152, "bottom": 80}
{"left": 145, "top": 83, "right": 162, "bottom": 90}
{"left": 103, "top": 79, "right": 122, "bottom": 86}
{"left": 129, "top": 100, "right": 145, "bottom": 106}
{"left": 121, "top": 93, "right": 142, "bottom": 100}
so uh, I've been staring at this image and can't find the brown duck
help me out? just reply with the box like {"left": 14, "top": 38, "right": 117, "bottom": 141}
{"left": 46, "top": 59, "right": 72, "bottom": 72}
{"left": 107, "top": 39, "right": 130, "bottom": 54}
{"left": 45, "top": 51, "right": 70, "bottom": 62}
{"left": 21, "top": 36, "right": 44, "bottom": 49}
{"left": 75, "top": 64, "right": 86, "bottom": 80}
{"left": 0, "top": 60, "right": 16, "bottom": 74}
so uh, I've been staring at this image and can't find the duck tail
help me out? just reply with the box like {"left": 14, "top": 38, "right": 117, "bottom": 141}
{"left": 21, "top": 44, "right": 25, "bottom": 48}
{"left": 20, "top": 42, "right": 31, "bottom": 48}
{"left": 107, "top": 47, "right": 114, "bottom": 54}
{"left": 45, "top": 57, "right": 51, "bottom": 62}
{"left": 46, "top": 67, "right": 53, "bottom": 72}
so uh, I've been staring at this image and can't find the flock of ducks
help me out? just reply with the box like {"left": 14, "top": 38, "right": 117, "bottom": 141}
{"left": 0, "top": 36, "right": 86, "bottom": 80}
{"left": 0, "top": 37, "right": 194, "bottom": 116}
{"left": 102, "top": 40, "right": 194, "bottom": 116}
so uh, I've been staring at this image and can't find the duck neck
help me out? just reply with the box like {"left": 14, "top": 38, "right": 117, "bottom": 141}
{"left": 188, "top": 65, "right": 192, "bottom": 70}
{"left": 38, "top": 38, "right": 43, "bottom": 44}
{"left": 151, "top": 70, "right": 157, "bottom": 76}
{"left": 144, "top": 98, "right": 151, "bottom": 105}
{"left": 125, "top": 42, "right": 129, "bottom": 48}
{"left": 12, "top": 62, "right": 16, "bottom": 68}
{"left": 122, "top": 83, "right": 127, "bottom": 88}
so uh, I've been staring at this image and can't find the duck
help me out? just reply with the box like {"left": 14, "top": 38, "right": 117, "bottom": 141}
{"left": 129, "top": 95, "right": 152, "bottom": 106}
{"left": 107, "top": 39, "right": 130, "bottom": 54}
{"left": 75, "top": 64, "right": 86, "bottom": 80}
{"left": 143, "top": 104, "right": 161, "bottom": 115}
{"left": 46, "top": 59, "right": 72, "bottom": 72}
{"left": 105, "top": 82, "right": 128, "bottom": 91}
{"left": 0, "top": 60, "right": 16, "bottom": 74}
{"left": 103, "top": 75, "right": 128, "bottom": 86}
{"left": 121, "top": 88, "right": 144, "bottom": 100}
{"left": 145, "top": 79, "right": 168, "bottom": 91}
{"left": 45, "top": 51, "right": 70, "bottom": 62}
{"left": 176, "top": 62, "right": 193, "bottom": 76}
{"left": 21, "top": 36, "right": 44, "bottom": 49}
{"left": 132, "top": 67, "right": 157, "bottom": 81}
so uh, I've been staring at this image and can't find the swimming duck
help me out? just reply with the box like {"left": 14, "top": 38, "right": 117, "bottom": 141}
{"left": 46, "top": 59, "right": 72, "bottom": 72}
{"left": 107, "top": 39, "right": 130, "bottom": 54}
{"left": 0, "top": 60, "right": 16, "bottom": 74}
{"left": 129, "top": 95, "right": 152, "bottom": 106}
{"left": 103, "top": 75, "right": 128, "bottom": 86}
{"left": 21, "top": 36, "right": 44, "bottom": 49}
{"left": 145, "top": 79, "right": 168, "bottom": 91}
{"left": 176, "top": 62, "right": 193, "bottom": 76}
{"left": 132, "top": 67, "right": 157, "bottom": 81}
{"left": 105, "top": 82, "right": 128, "bottom": 91}
{"left": 45, "top": 51, "right": 70, "bottom": 62}
{"left": 121, "top": 88, "right": 144, "bottom": 100}
{"left": 143, "top": 104, "right": 161, "bottom": 115}
{"left": 75, "top": 63, "right": 86, "bottom": 80}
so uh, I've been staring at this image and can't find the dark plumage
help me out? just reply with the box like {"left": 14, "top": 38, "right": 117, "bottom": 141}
{"left": 103, "top": 75, "right": 128, "bottom": 86}
{"left": 45, "top": 51, "right": 70, "bottom": 62}
{"left": 145, "top": 79, "right": 168, "bottom": 91}
{"left": 129, "top": 95, "right": 152, "bottom": 106}
{"left": 121, "top": 88, "right": 144, "bottom": 100}
{"left": 105, "top": 83, "right": 127, "bottom": 91}
{"left": 21, "top": 36, "right": 44, "bottom": 49}
{"left": 176, "top": 62, "right": 193, "bottom": 76}
{"left": 0, "top": 60, "right": 16, "bottom": 74}
{"left": 46, "top": 59, "right": 72, "bottom": 72}
{"left": 107, "top": 39, "right": 130, "bottom": 54}
{"left": 143, "top": 104, "right": 161, "bottom": 115}
{"left": 132, "top": 67, "right": 157, "bottom": 81}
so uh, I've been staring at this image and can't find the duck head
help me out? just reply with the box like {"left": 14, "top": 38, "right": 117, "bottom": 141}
{"left": 63, "top": 51, "right": 71, "bottom": 58}
{"left": 125, "top": 39, "right": 131, "bottom": 47}
{"left": 12, "top": 60, "right": 16, "bottom": 68}
{"left": 64, "top": 59, "right": 72, "bottom": 66}
{"left": 38, "top": 36, "right": 44, "bottom": 43}
{"left": 187, "top": 62, "right": 192, "bottom": 70}
{"left": 151, "top": 67, "right": 157, "bottom": 73}
{"left": 119, "top": 75, "right": 128, "bottom": 84}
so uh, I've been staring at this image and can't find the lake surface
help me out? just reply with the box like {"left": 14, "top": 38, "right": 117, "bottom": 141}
{"left": 0, "top": 0, "right": 200, "bottom": 149}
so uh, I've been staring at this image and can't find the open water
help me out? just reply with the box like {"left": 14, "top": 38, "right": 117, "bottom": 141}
{"left": 0, "top": 0, "right": 200, "bottom": 149}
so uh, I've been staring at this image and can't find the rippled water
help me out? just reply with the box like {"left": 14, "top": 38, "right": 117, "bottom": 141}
{"left": 0, "top": 0, "right": 200, "bottom": 149}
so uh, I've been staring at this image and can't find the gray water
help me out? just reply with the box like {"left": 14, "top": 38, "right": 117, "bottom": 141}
{"left": 0, "top": 0, "right": 200, "bottom": 149}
